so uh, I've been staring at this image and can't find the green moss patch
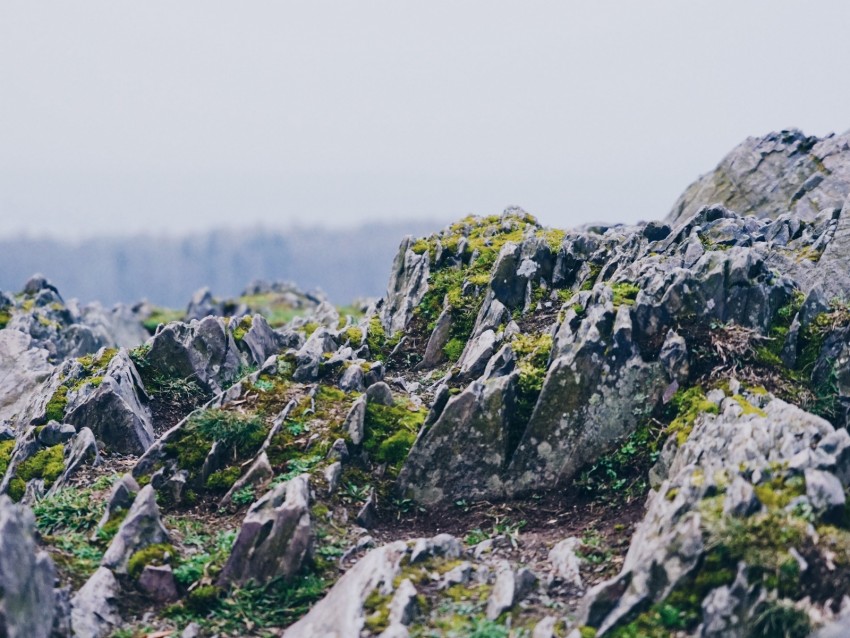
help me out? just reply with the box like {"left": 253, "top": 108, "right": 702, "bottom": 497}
{"left": 128, "top": 543, "right": 174, "bottom": 579}
{"left": 45, "top": 386, "right": 69, "bottom": 423}
{"left": 16, "top": 444, "right": 65, "bottom": 487}
{"left": 363, "top": 400, "right": 425, "bottom": 473}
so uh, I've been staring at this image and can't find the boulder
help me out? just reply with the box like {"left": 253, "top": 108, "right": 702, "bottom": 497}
{"left": 101, "top": 485, "right": 170, "bottom": 574}
{"left": 0, "top": 496, "right": 56, "bottom": 638}
{"left": 218, "top": 474, "right": 313, "bottom": 587}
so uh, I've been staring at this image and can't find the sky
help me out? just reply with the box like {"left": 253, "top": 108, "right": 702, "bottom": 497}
{"left": 1, "top": 1, "right": 849, "bottom": 239}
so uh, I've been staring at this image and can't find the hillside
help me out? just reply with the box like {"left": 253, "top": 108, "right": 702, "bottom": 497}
{"left": 1, "top": 128, "right": 850, "bottom": 637}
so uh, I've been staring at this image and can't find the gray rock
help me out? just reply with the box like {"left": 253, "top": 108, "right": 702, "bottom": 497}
{"left": 339, "top": 364, "right": 366, "bottom": 392}
{"left": 283, "top": 540, "right": 409, "bottom": 638}
{"left": 398, "top": 372, "right": 518, "bottom": 505}
{"left": 548, "top": 537, "right": 583, "bottom": 590}
{"left": 64, "top": 350, "right": 155, "bottom": 455}
{"left": 486, "top": 562, "right": 537, "bottom": 620}
{"left": 219, "top": 452, "right": 274, "bottom": 509}
{"left": 0, "top": 330, "right": 53, "bottom": 423}
{"left": 416, "top": 307, "right": 452, "bottom": 370}
{"left": 94, "top": 474, "right": 139, "bottom": 536}
{"left": 344, "top": 395, "right": 367, "bottom": 445}
{"left": 381, "top": 237, "right": 431, "bottom": 336}
{"left": 37, "top": 421, "right": 76, "bottom": 446}
{"left": 805, "top": 467, "right": 846, "bottom": 513}
{"left": 366, "top": 381, "right": 395, "bottom": 407}
{"left": 0, "top": 496, "right": 56, "bottom": 638}
{"left": 356, "top": 489, "right": 378, "bottom": 529}
{"left": 138, "top": 564, "right": 179, "bottom": 602}
{"left": 101, "top": 485, "right": 170, "bottom": 574}
{"left": 70, "top": 567, "right": 120, "bottom": 638}
{"left": 218, "top": 474, "right": 313, "bottom": 586}
{"left": 458, "top": 329, "right": 498, "bottom": 378}
{"left": 51, "top": 427, "right": 100, "bottom": 491}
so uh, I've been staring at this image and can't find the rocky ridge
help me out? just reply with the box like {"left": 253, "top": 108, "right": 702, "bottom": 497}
{"left": 0, "top": 128, "right": 849, "bottom": 637}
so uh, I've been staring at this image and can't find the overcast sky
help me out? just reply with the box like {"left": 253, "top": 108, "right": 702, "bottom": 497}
{"left": 1, "top": 1, "right": 849, "bottom": 239}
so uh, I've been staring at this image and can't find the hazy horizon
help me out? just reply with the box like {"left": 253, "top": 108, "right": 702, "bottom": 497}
{"left": 2, "top": 1, "right": 850, "bottom": 240}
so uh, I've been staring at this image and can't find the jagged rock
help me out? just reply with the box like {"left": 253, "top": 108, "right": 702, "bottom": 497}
{"left": 64, "top": 350, "right": 155, "bottom": 454}
{"left": 0, "top": 330, "right": 53, "bottom": 423}
{"left": 458, "top": 329, "right": 498, "bottom": 377}
{"left": 144, "top": 316, "right": 243, "bottom": 393}
{"left": 219, "top": 451, "right": 274, "bottom": 509}
{"left": 409, "top": 533, "right": 462, "bottom": 564}
{"left": 805, "top": 467, "right": 846, "bottom": 514}
{"left": 440, "top": 561, "right": 472, "bottom": 589}
{"left": 218, "top": 474, "right": 313, "bottom": 586}
{"left": 37, "top": 421, "right": 76, "bottom": 446}
{"left": 71, "top": 567, "right": 121, "bottom": 638}
{"left": 324, "top": 461, "right": 342, "bottom": 495}
{"left": 669, "top": 129, "right": 850, "bottom": 224}
{"left": 327, "top": 438, "right": 350, "bottom": 463}
{"left": 398, "top": 372, "right": 518, "bottom": 505}
{"left": 293, "top": 327, "right": 337, "bottom": 382}
{"left": 339, "top": 363, "right": 366, "bottom": 392}
{"left": 356, "top": 488, "right": 378, "bottom": 529}
{"left": 101, "top": 485, "right": 170, "bottom": 574}
{"left": 0, "top": 496, "right": 56, "bottom": 638}
{"left": 416, "top": 307, "right": 451, "bottom": 370}
{"left": 138, "top": 564, "right": 179, "bottom": 602}
{"left": 366, "top": 381, "right": 395, "bottom": 406}
{"left": 344, "top": 394, "right": 367, "bottom": 445}
{"left": 548, "top": 537, "right": 583, "bottom": 590}
{"left": 581, "top": 394, "right": 847, "bottom": 635}
{"left": 382, "top": 236, "right": 430, "bottom": 335}
{"left": 486, "top": 562, "right": 537, "bottom": 620}
{"left": 94, "top": 474, "right": 139, "bottom": 536}
{"left": 51, "top": 426, "right": 100, "bottom": 491}
{"left": 234, "top": 314, "right": 285, "bottom": 366}
{"left": 387, "top": 578, "right": 419, "bottom": 626}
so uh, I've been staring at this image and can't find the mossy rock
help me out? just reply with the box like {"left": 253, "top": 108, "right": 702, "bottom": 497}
{"left": 128, "top": 543, "right": 174, "bottom": 580}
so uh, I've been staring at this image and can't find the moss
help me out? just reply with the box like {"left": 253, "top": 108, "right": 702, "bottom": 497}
{"left": 303, "top": 321, "right": 320, "bottom": 337}
{"left": 580, "top": 263, "right": 602, "bottom": 291}
{"left": 7, "top": 477, "right": 25, "bottom": 502}
{"left": 343, "top": 326, "right": 363, "bottom": 345}
{"left": 363, "top": 401, "right": 425, "bottom": 474}
{"left": 0, "top": 308, "right": 11, "bottom": 329}
{"left": 44, "top": 385, "right": 69, "bottom": 423}
{"left": 611, "top": 282, "right": 640, "bottom": 307}
{"left": 232, "top": 315, "right": 253, "bottom": 341}
{"left": 0, "top": 439, "right": 15, "bottom": 476}
{"left": 186, "top": 584, "right": 222, "bottom": 613}
{"left": 98, "top": 507, "right": 128, "bottom": 540}
{"left": 16, "top": 444, "right": 65, "bottom": 487}
{"left": 77, "top": 348, "right": 118, "bottom": 373}
{"left": 410, "top": 238, "right": 431, "bottom": 255}
{"left": 363, "top": 589, "right": 392, "bottom": 633}
{"left": 366, "top": 316, "right": 388, "bottom": 358}
{"left": 442, "top": 337, "right": 465, "bottom": 362}
{"left": 668, "top": 387, "right": 719, "bottom": 445}
{"left": 732, "top": 394, "right": 767, "bottom": 417}
{"left": 128, "top": 543, "right": 174, "bottom": 579}
{"left": 205, "top": 466, "right": 242, "bottom": 491}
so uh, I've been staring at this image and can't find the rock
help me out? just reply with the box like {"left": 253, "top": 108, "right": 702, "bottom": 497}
{"left": 283, "top": 539, "right": 410, "bottom": 638}
{"left": 723, "top": 476, "right": 759, "bottom": 517}
{"left": 0, "top": 496, "right": 56, "bottom": 638}
{"left": 64, "top": 350, "right": 155, "bottom": 455}
{"left": 668, "top": 129, "right": 850, "bottom": 224}
{"left": 71, "top": 567, "right": 120, "bottom": 638}
{"left": 548, "top": 537, "right": 583, "bottom": 590}
{"left": 409, "top": 534, "right": 462, "bottom": 564}
{"left": 51, "top": 426, "right": 100, "bottom": 490}
{"left": 532, "top": 616, "right": 559, "bottom": 638}
{"left": 386, "top": 578, "right": 419, "bottom": 626}
{"left": 356, "top": 489, "right": 378, "bottom": 529}
{"left": 398, "top": 372, "right": 518, "bottom": 505}
{"left": 416, "top": 307, "right": 452, "bottom": 370}
{"left": 94, "top": 473, "right": 139, "bottom": 536}
{"left": 219, "top": 452, "right": 274, "bottom": 509}
{"left": 458, "top": 329, "right": 497, "bottom": 377}
{"left": 339, "top": 364, "right": 366, "bottom": 392}
{"left": 138, "top": 564, "right": 179, "bottom": 602}
{"left": 144, "top": 316, "right": 243, "bottom": 393}
{"left": 101, "top": 485, "right": 170, "bottom": 574}
{"left": 366, "top": 381, "right": 395, "bottom": 407}
{"left": 0, "top": 330, "right": 53, "bottom": 423}
{"left": 805, "top": 467, "right": 846, "bottom": 514}
{"left": 343, "top": 395, "right": 367, "bottom": 445}
{"left": 37, "top": 421, "right": 76, "bottom": 446}
{"left": 218, "top": 474, "right": 313, "bottom": 586}
{"left": 440, "top": 562, "right": 472, "bottom": 589}
{"left": 324, "top": 461, "right": 342, "bottom": 495}
{"left": 486, "top": 562, "right": 537, "bottom": 619}
{"left": 327, "top": 438, "right": 350, "bottom": 463}
{"left": 381, "top": 237, "right": 431, "bottom": 336}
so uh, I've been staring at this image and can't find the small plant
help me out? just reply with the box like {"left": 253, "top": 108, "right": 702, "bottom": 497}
{"left": 231, "top": 485, "right": 256, "bottom": 506}
{"left": 33, "top": 487, "right": 104, "bottom": 534}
